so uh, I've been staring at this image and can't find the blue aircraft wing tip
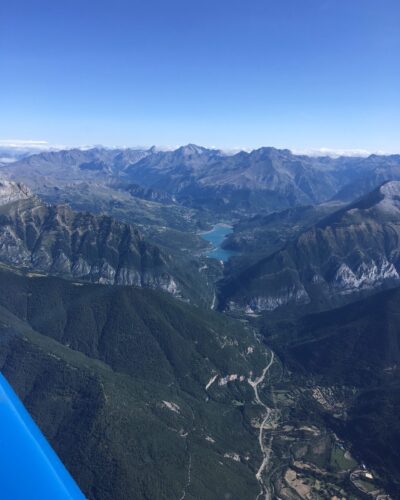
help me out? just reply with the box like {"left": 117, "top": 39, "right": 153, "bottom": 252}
{"left": 0, "top": 372, "right": 85, "bottom": 499}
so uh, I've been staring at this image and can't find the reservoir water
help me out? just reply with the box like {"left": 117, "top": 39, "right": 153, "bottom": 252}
{"left": 201, "top": 223, "right": 238, "bottom": 262}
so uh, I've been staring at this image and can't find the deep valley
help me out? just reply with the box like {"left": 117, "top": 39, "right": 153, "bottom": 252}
{"left": 0, "top": 146, "right": 399, "bottom": 499}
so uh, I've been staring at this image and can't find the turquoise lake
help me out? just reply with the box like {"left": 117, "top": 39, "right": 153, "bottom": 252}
{"left": 200, "top": 223, "right": 238, "bottom": 262}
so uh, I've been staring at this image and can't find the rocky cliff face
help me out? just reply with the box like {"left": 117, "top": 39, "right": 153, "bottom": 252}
{"left": 221, "top": 181, "right": 400, "bottom": 313}
{"left": 0, "top": 179, "right": 32, "bottom": 205}
{"left": 0, "top": 182, "right": 181, "bottom": 294}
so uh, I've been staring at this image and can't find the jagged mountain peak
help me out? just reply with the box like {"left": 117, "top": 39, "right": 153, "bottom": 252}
{"left": 250, "top": 146, "right": 292, "bottom": 159}
{"left": 180, "top": 143, "right": 207, "bottom": 153}
{"left": 174, "top": 144, "right": 218, "bottom": 157}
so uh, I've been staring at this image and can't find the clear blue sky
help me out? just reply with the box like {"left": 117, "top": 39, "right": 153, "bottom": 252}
{"left": 1, "top": 0, "right": 399, "bottom": 151}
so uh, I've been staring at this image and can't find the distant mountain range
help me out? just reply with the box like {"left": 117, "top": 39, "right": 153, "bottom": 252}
{"left": 2, "top": 145, "right": 400, "bottom": 215}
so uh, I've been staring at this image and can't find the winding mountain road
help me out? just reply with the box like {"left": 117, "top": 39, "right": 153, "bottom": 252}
{"left": 248, "top": 351, "right": 275, "bottom": 500}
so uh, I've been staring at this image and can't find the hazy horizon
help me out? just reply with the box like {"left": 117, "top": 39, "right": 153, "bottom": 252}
{"left": 0, "top": 139, "right": 398, "bottom": 159}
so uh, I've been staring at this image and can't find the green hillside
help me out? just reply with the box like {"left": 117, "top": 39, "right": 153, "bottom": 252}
{"left": 0, "top": 264, "right": 270, "bottom": 499}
